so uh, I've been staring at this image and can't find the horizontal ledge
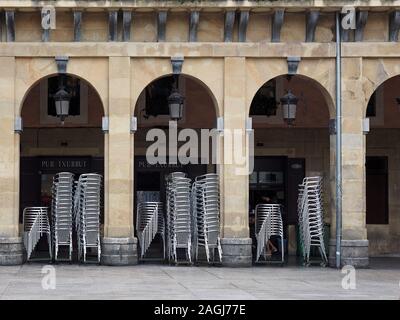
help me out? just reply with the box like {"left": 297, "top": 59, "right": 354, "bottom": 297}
{"left": 0, "top": 237, "right": 23, "bottom": 244}
{"left": 102, "top": 237, "right": 137, "bottom": 245}
{"left": 342, "top": 42, "right": 400, "bottom": 57}
{"left": 1, "top": 42, "right": 400, "bottom": 58}
{"left": 0, "top": 1, "right": 399, "bottom": 11}
{"left": 0, "top": 42, "right": 336, "bottom": 58}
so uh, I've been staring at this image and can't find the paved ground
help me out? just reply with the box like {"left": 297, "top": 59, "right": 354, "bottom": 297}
{"left": 0, "top": 258, "right": 399, "bottom": 300}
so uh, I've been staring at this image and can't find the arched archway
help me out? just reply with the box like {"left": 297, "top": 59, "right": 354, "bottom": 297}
{"left": 19, "top": 73, "right": 105, "bottom": 261}
{"left": 133, "top": 73, "right": 220, "bottom": 118}
{"left": 247, "top": 73, "right": 335, "bottom": 119}
{"left": 132, "top": 73, "right": 220, "bottom": 262}
{"left": 365, "top": 75, "right": 400, "bottom": 258}
{"left": 248, "top": 73, "right": 333, "bottom": 264}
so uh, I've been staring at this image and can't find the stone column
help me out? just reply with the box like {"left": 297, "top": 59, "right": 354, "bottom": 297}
{"left": 101, "top": 57, "right": 138, "bottom": 265}
{"left": 329, "top": 57, "right": 369, "bottom": 267}
{"left": 0, "top": 57, "right": 25, "bottom": 265}
{"left": 220, "top": 57, "right": 252, "bottom": 267}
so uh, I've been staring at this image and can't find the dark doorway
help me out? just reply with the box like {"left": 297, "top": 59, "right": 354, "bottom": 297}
{"left": 366, "top": 156, "right": 389, "bottom": 224}
{"left": 287, "top": 158, "right": 306, "bottom": 225}
{"left": 134, "top": 156, "right": 210, "bottom": 207}
{"left": 249, "top": 156, "right": 305, "bottom": 261}
{"left": 20, "top": 156, "right": 104, "bottom": 223}
{"left": 134, "top": 156, "right": 211, "bottom": 261}
{"left": 249, "top": 157, "right": 287, "bottom": 211}
{"left": 20, "top": 157, "right": 41, "bottom": 221}
{"left": 249, "top": 156, "right": 305, "bottom": 225}
{"left": 20, "top": 155, "right": 104, "bottom": 259}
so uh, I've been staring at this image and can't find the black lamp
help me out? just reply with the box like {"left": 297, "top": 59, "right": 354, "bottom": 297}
{"left": 280, "top": 90, "right": 298, "bottom": 125}
{"left": 167, "top": 76, "right": 184, "bottom": 121}
{"left": 53, "top": 76, "right": 71, "bottom": 124}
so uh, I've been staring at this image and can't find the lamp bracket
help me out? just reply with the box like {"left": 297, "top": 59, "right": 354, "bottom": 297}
{"left": 171, "top": 56, "right": 184, "bottom": 75}
{"left": 130, "top": 116, "right": 137, "bottom": 133}
{"left": 363, "top": 117, "right": 370, "bottom": 135}
{"left": 329, "top": 119, "right": 337, "bottom": 135}
{"left": 217, "top": 117, "right": 224, "bottom": 133}
{"left": 55, "top": 56, "right": 69, "bottom": 74}
{"left": 102, "top": 116, "right": 109, "bottom": 133}
{"left": 14, "top": 116, "right": 23, "bottom": 134}
{"left": 287, "top": 56, "right": 301, "bottom": 75}
{"left": 246, "top": 117, "right": 253, "bottom": 133}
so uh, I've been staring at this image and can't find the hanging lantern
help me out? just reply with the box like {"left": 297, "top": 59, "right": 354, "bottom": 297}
{"left": 280, "top": 90, "right": 298, "bottom": 125}
{"left": 53, "top": 80, "right": 71, "bottom": 124}
{"left": 167, "top": 88, "right": 184, "bottom": 121}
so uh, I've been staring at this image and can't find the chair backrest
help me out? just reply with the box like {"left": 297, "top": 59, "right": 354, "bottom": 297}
{"left": 23, "top": 207, "right": 49, "bottom": 232}
{"left": 255, "top": 203, "right": 283, "bottom": 238}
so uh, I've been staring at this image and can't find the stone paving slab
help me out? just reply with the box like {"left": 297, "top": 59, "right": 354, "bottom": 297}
{"left": 0, "top": 261, "right": 399, "bottom": 300}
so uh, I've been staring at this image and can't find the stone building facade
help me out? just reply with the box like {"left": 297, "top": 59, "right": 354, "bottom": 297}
{"left": 1, "top": 0, "right": 400, "bottom": 268}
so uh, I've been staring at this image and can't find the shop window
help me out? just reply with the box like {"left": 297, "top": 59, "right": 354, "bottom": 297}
{"left": 258, "top": 171, "right": 284, "bottom": 185}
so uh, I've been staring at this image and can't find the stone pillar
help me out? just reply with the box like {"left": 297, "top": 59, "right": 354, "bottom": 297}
{"left": 329, "top": 57, "right": 369, "bottom": 268}
{"left": 101, "top": 57, "right": 138, "bottom": 265}
{"left": 220, "top": 57, "right": 252, "bottom": 267}
{"left": 0, "top": 57, "right": 25, "bottom": 265}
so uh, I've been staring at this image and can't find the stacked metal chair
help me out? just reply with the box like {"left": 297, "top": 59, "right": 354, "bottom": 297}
{"left": 191, "top": 174, "right": 222, "bottom": 264}
{"left": 157, "top": 203, "right": 166, "bottom": 259}
{"left": 137, "top": 191, "right": 160, "bottom": 203}
{"left": 165, "top": 172, "right": 192, "bottom": 264}
{"left": 297, "top": 176, "right": 328, "bottom": 266}
{"left": 255, "top": 204, "right": 284, "bottom": 264}
{"left": 23, "top": 207, "right": 52, "bottom": 261}
{"left": 51, "top": 172, "right": 74, "bottom": 261}
{"left": 74, "top": 173, "right": 102, "bottom": 263}
{"left": 136, "top": 201, "right": 165, "bottom": 259}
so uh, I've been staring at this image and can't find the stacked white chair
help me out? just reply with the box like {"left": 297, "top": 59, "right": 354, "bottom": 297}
{"left": 23, "top": 207, "right": 52, "bottom": 261}
{"left": 157, "top": 203, "right": 166, "bottom": 259}
{"left": 255, "top": 204, "right": 284, "bottom": 264}
{"left": 165, "top": 172, "right": 192, "bottom": 264}
{"left": 137, "top": 191, "right": 160, "bottom": 203}
{"left": 51, "top": 172, "right": 74, "bottom": 261}
{"left": 74, "top": 173, "right": 102, "bottom": 263}
{"left": 297, "top": 176, "right": 328, "bottom": 266}
{"left": 192, "top": 174, "right": 222, "bottom": 264}
{"left": 136, "top": 201, "right": 165, "bottom": 259}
